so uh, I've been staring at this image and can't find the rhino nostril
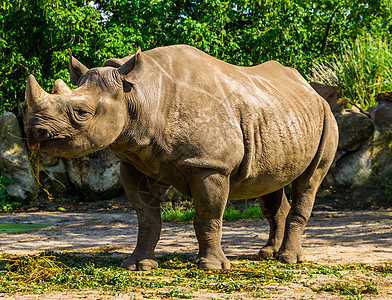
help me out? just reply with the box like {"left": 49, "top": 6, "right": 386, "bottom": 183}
{"left": 37, "top": 128, "right": 48, "bottom": 140}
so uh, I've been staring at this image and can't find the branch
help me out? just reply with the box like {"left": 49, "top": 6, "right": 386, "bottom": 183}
{"left": 320, "top": 6, "right": 340, "bottom": 55}
{"left": 173, "top": 0, "right": 185, "bottom": 20}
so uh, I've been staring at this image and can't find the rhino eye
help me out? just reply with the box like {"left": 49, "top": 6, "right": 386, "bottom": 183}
{"left": 72, "top": 107, "right": 91, "bottom": 122}
{"left": 123, "top": 81, "right": 132, "bottom": 93}
{"left": 76, "top": 109, "right": 88, "bottom": 116}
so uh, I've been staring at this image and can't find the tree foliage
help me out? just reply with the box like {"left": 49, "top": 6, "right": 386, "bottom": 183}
{"left": 309, "top": 34, "right": 392, "bottom": 109}
{"left": 1, "top": 0, "right": 391, "bottom": 113}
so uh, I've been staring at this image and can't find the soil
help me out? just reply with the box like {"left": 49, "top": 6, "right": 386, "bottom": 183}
{"left": 0, "top": 201, "right": 391, "bottom": 299}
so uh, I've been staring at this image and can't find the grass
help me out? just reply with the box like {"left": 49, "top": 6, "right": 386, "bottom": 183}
{"left": 308, "top": 33, "right": 392, "bottom": 110}
{"left": 161, "top": 206, "right": 196, "bottom": 223}
{"left": 161, "top": 204, "right": 263, "bottom": 223}
{"left": 0, "top": 223, "right": 52, "bottom": 233}
{"left": 0, "top": 251, "right": 390, "bottom": 297}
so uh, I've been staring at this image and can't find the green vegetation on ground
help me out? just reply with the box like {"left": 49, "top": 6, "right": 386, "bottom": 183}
{"left": 161, "top": 204, "right": 263, "bottom": 223}
{"left": 308, "top": 34, "right": 392, "bottom": 110}
{"left": 0, "top": 223, "right": 52, "bottom": 233}
{"left": 0, "top": 252, "right": 390, "bottom": 298}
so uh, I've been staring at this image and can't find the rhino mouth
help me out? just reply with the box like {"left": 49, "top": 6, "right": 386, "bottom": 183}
{"left": 32, "top": 138, "right": 70, "bottom": 152}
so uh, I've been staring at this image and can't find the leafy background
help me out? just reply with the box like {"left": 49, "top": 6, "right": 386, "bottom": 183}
{"left": 1, "top": 0, "right": 392, "bottom": 114}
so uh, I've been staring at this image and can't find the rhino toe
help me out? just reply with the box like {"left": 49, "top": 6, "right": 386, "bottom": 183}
{"left": 258, "top": 246, "right": 277, "bottom": 260}
{"left": 276, "top": 251, "right": 303, "bottom": 264}
{"left": 196, "top": 256, "right": 230, "bottom": 270}
{"left": 121, "top": 257, "right": 158, "bottom": 271}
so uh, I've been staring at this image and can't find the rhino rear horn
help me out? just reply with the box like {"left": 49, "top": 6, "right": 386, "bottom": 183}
{"left": 52, "top": 79, "right": 72, "bottom": 95}
{"left": 118, "top": 47, "right": 143, "bottom": 83}
{"left": 26, "top": 74, "right": 50, "bottom": 108}
{"left": 69, "top": 49, "right": 89, "bottom": 86}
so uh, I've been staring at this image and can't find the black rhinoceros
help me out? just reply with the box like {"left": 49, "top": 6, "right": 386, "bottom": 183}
{"left": 25, "top": 45, "right": 338, "bottom": 270}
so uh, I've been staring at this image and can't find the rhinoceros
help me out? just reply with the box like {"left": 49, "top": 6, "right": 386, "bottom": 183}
{"left": 25, "top": 45, "right": 338, "bottom": 270}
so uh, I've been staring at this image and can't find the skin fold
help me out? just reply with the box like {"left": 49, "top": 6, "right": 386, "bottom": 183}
{"left": 26, "top": 45, "right": 339, "bottom": 270}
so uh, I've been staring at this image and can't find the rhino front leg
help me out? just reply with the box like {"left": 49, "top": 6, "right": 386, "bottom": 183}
{"left": 258, "top": 188, "right": 291, "bottom": 259}
{"left": 190, "top": 171, "right": 230, "bottom": 269}
{"left": 119, "top": 161, "right": 167, "bottom": 271}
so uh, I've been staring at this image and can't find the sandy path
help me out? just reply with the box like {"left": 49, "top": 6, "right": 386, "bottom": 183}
{"left": 0, "top": 210, "right": 391, "bottom": 265}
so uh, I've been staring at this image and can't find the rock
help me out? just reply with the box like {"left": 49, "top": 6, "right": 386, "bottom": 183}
{"left": 371, "top": 131, "right": 392, "bottom": 181}
{"left": 0, "top": 112, "right": 38, "bottom": 204}
{"left": 333, "top": 147, "right": 373, "bottom": 187}
{"left": 38, "top": 155, "right": 73, "bottom": 197}
{"left": 337, "top": 130, "right": 392, "bottom": 188}
{"left": 375, "top": 91, "right": 392, "bottom": 103}
{"left": 65, "top": 149, "right": 123, "bottom": 200}
{"left": 310, "top": 83, "right": 345, "bottom": 114}
{"left": 321, "top": 130, "right": 392, "bottom": 208}
{"left": 370, "top": 92, "right": 392, "bottom": 130}
{"left": 18, "top": 101, "right": 28, "bottom": 134}
{"left": 347, "top": 105, "right": 361, "bottom": 114}
{"left": 336, "top": 110, "right": 375, "bottom": 152}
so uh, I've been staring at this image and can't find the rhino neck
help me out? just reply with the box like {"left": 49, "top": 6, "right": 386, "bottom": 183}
{"left": 108, "top": 82, "right": 161, "bottom": 153}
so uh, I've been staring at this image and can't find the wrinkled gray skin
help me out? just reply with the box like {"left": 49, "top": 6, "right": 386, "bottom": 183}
{"left": 26, "top": 45, "right": 338, "bottom": 270}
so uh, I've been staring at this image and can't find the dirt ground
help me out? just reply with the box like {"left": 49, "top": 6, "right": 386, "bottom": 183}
{"left": 0, "top": 208, "right": 391, "bottom": 299}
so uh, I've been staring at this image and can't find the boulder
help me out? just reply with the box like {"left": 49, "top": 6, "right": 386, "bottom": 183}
{"left": 0, "top": 112, "right": 38, "bottom": 203}
{"left": 17, "top": 101, "right": 28, "bottom": 134}
{"left": 321, "top": 130, "right": 392, "bottom": 208}
{"left": 370, "top": 92, "right": 392, "bottom": 130}
{"left": 38, "top": 155, "right": 73, "bottom": 197}
{"left": 310, "top": 82, "right": 346, "bottom": 114}
{"left": 65, "top": 149, "right": 123, "bottom": 200}
{"left": 333, "top": 147, "right": 373, "bottom": 187}
{"left": 336, "top": 110, "right": 375, "bottom": 152}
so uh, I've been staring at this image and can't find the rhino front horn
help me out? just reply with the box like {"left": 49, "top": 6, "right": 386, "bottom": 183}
{"left": 26, "top": 74, "right": 50, "bottom": 108}
{"left": 52, "top": 78, "right": 72, "bottom": 95}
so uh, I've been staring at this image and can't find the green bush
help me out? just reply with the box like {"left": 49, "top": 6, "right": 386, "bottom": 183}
{"left": 0, "top": 163, "right": 21, "bottom": 211}
{"left": 308, "top": 34, "right": 392, "bottom": 110}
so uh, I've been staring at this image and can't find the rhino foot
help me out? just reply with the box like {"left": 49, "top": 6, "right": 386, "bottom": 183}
{"left": 276, "top": 251, "right": 303, "bottom": 264}
{"left": 196, "top": 255, "right": 230, "bottom": 270}
{"left": 120, "top": 257, "right": 158, "bottom": 271}
{"left": 258, "top": 246, "right": 277, "bottom": 260}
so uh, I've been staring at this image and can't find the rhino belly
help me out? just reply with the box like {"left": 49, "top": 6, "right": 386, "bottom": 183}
{"left": 228, "top": 100, "right": 324, "bottom": 200}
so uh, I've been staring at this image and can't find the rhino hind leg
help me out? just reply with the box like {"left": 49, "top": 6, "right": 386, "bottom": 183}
{"left": 276, "top": 175, "right": 323, "bottom": 264}
{"left": 258, "top": 188, "right": 291, "bottom": 260}
{"left": 190, "top": 171, "right": 230, "bottom": 270}
{"left": 119, "top": 161, "right": 168, "bottom": 271}
{"left": 276, "top": 110, "right": 338, "bottom": 264}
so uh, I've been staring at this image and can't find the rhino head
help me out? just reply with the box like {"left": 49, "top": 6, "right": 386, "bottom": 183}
{"left": 26, "top": 49, "right": 142, "bottom": 158}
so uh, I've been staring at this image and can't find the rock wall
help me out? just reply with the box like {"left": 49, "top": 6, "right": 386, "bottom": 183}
{"left": 311, "top": 83, "right": 392, "bottom": 209}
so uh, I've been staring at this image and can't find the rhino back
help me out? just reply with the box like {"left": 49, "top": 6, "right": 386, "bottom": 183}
{"left": 121, "top": 45, "right": 328, "bottom": 198}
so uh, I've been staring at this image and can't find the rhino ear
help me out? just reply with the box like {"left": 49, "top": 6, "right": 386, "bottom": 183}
{"left": 69, "top": 49, "right": 89, "bottom": 86}
{"left": 102, "top": 55, "right": 134, "bottom": 68}
{"left": 118, "top": 47, "right": 143, "bottom": 84}
{"left": 102, "top": 58, "right": 126, "bottom": 68}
